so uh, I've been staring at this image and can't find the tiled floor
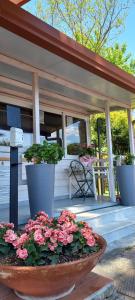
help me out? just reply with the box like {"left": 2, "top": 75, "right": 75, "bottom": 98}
{"left": 0, "top": 196, "right": 117, "bottom": 224}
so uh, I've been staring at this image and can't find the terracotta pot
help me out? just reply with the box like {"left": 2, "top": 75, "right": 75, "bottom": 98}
{"left": 0, "top": 235, "right": 106, "bottom": 299}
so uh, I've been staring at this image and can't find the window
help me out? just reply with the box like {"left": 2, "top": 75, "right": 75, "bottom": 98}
{"left": 40, "top": 112, "right": 63, "bottom": 146}
{"left": 65, "top": 116, "right": 87, "bottom": 155}
{"left": 0, "top": 103, "right": 87, "bottom": 155}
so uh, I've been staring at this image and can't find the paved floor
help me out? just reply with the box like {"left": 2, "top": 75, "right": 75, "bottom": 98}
{"left": 0, "top": 197, "right": 115, "bottom": 224}
{"left": 94, "top": 242, "right": 135, "bottom": 299}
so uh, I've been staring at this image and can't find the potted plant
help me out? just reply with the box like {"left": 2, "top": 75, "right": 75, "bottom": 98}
{"left": 0, "top": 210, "right": 106, "bottom": 299}
{"left": 24, "top": 141, "right": 64, "bottom": 218}
{"left": 79, "top": 144, "right": 97, "bottom": 167}
{"left": 116, "top": 153, "right": 135, "bottom": 205}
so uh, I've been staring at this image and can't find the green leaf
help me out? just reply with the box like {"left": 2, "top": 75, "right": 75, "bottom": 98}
{"left": 48, "top": 255, "right": 59, "bottom": 265}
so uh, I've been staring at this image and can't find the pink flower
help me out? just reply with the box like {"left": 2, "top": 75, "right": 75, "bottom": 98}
{"left": 58, "top": 210, "right": 76, "bottom": 224}
{"left": 34, "top": 229, "right": 45, "bottom": 245}
{"left": 48, "top": 243, "right": 58, "bottom": 251}
{"left": 50, "top": 236, "right": 57, "bottom": 244}
{"left": 44, "top": 228, "right": 53, "bottom": 238}
{"left": 66, "top": 234, "right": 73, "bottom": 244}
{"left": 81, "top": 228, "right": 92, "bottom": 239}
{"left": 37, "top": 215, "right": 48, "bottom": 223}
{"left": 60, "top": 222, "right": 78, "bottom": 233}
{"left": 4, "top": 230, "right": 17, "bottom": 244}
{"left": 58, "top": 231, "right": 73, "bottom": 245}
{"left": 37, "top": 211, "right": 48, "bottom": 218}
{"left": 16, "top": 248, "right": 28, "bottom": 260}
{"left": 6, "top": 223, "right": 14, "bottom": 229}
{"left": 86, "top": 235, "right": 95, "bottom": 247}
{"left": 13, "top": 233, "right": 29, "bottom": 248}
{"left": 0, "top": 223, "right": 14, "bottom": 230}
{"left": 12, "top": 240, "right": 19, "bottom": 248}
{"left": 57, "top": 231, "right": 66, "bottom": 244}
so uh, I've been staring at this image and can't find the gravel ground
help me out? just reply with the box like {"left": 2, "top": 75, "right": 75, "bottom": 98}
{"left": 94, "top": 245, "right": 135, "bottom": 299}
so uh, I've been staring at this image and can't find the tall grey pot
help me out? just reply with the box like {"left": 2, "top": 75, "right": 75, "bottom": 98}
{"left": 26, "top": 164, "right": 55, "bottom": 218}
{"left": 116, "top": 165, "right": 135, "bottom": 206}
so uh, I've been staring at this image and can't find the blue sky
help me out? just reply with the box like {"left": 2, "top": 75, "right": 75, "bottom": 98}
{"left": 23, "top": 1, "right": 135, "bottom": 58}
{"left": 118, "top": 7, "right": 135, "bottom": 57}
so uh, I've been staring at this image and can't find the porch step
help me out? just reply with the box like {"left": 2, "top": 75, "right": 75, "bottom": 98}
{"left": 77, "top": 206, "right": 135, "bottom": 245}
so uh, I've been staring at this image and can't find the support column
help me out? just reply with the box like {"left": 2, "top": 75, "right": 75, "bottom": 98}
{"left": 86, "top": 116, "right": 91, "bottom": 145}
{"left": 105, "top": 102, "right": 116, "bottom": 202}
{"left": 127, "top": 108, "right": 135, "bottom": 154}
{"left": 32, "top": 72, "right": 40, "bottom": 144}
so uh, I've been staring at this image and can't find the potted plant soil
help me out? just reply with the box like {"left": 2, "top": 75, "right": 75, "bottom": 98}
{"left": 0, "top": 210, "right": 106, "bottom": 299}
{"left": 24, "top": 141, "right": 64, "bottom": 218}
{"left": 116, "top": 153, "right": 135, "bottom": 205}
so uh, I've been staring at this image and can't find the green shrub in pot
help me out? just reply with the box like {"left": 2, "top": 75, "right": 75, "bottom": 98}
{"left": 24, "top": 141, "right": 64, "bottom": 164}
{"left": 24, "top": 141, "right": 64, "bottom": 218}
{"left": 116, "top": 152, "right": 135, "bottom": 206}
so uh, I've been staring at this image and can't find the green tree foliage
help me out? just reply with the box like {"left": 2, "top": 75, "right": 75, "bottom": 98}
{"left": 91, "top": 111, "right": 129, "bottom": 155}
{"left": 90, "top": 43, "right": 135, "bottom": 155}
{"left": 32, "top": 0, "right": 134, "bottom": 54}
{"left": 101, "top": 43, "right": 135, "bottom": 75}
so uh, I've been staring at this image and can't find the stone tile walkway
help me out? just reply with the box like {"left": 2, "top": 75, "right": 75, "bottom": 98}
{"left": 94, "top": 245, "right": 135, "bottom": 299}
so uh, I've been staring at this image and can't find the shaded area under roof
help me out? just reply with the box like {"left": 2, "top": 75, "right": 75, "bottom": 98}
{"left": 0, "top": 0, "right": 135, "bottom": 114}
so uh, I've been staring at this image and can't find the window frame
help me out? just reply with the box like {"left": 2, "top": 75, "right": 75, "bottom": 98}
{"left": 0, "top": 97, "right": 90, "bottom": 159}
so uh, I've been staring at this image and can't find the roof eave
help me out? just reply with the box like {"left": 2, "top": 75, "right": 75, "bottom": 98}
{"left": 1, "top": 0, "right": 135, "bottom": 94}
{"left": 9, "top": 0, "right": 30, "bottom": 6}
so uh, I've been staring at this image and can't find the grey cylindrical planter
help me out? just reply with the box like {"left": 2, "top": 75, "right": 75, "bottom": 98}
{"left": 116, "top": 165, "right": 135, "bottom": 206}
{"left": 26, "top": 164, "right": 55, "bottom": 218}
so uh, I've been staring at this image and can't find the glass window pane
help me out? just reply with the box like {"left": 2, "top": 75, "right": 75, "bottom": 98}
{"left": 40, "top": 111, "right": 63, "bottom": 146}
{"left": 66, "top": 116, "right": 87, "bottom": 155}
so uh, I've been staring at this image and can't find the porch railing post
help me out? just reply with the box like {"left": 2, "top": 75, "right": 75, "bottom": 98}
{"left": 105, "top": 102, "right": 116, "bottom": 202}
{"left": 32, "top": 72, "right": 40, "bottom": 144}
{"left": 127, "top": 108, "right": 135, "bottom": 155}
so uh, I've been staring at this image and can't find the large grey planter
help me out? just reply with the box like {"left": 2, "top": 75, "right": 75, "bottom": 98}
{"left": 116, "top": 165, "right": 135, "bottom": 206}
{"left": 26, "top": 164, "right": 55, "bottom": 218}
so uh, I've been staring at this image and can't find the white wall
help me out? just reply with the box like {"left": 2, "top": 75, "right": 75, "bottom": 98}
{"left": 0, "top": 146, "right": 72, "bottom": 203}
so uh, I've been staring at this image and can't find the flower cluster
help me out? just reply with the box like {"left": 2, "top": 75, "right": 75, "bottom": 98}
{"left": 0, "top": 211, "right": 100, "bottom": 266}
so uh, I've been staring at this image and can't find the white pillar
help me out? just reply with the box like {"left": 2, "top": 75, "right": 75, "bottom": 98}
{"left": 62, "top": 112, "right": 67, "bottom": 157}
{"left": 32, "top": 73, "right": 40, "bottom": 144}
{"left": 86, "top": 116, "right": 91, "bottom": 145}
{"left": 127, "top": 108, "right": 135, "bottom": 154}
{"left": 105, "top": 102, "right": 116, "bottom": 202}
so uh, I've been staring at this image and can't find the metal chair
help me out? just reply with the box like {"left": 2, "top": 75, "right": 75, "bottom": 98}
{"left": 69, "top": 160, "right": 95, "bottom": 200}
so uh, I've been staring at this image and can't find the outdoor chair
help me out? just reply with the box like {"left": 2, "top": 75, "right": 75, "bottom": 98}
{"left": 69, "top": 160, "right": 95, "bottom": 200}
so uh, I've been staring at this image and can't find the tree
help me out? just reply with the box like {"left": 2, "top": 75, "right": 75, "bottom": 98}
{"left": 33, "top": 0, "right": 134, "bottom": 54}
{"left": 91, "top": 111, "right": 129, "bottom": 155}
{"left": 101, "top": 43, "right": 135, "bottom": 75}
{"left": 90, "top": 43, "right": 135, "bottom": 155}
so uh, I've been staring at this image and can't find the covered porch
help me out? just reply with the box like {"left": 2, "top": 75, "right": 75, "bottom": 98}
{"left": 0, "top": 0, "right": 135, "bottom": 214}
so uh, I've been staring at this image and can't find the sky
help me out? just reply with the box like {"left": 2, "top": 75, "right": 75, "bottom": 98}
{"left": 118, "top": 7, "right": 135, "bottom": 57}
{"left": 23, "top": 1, "right": 135, "bottom": 58}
